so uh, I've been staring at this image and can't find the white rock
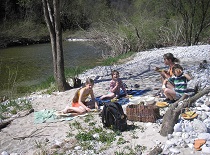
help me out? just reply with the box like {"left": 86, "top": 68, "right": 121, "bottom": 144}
{"left": 201, "top": 104, "right": 210, "bottom": 111}
{"left": 169, "top": 147, "right": 180, "bottom": 154}
{"left": 167, "top": 134, "right": 173, "bottom": 140}
{"left": 196, "top": 107, "right": 203, "bottom": 111}
{"left": 205, "top": 140, "right": 210, "bottom": 146}
{"left": 74, "top": 146, "right": 81, "bottom": 150}
{"left": 93, "top": 133, "right": 99, "bottom": 139}
{"left": 201, "top": 145, "right": 210, "bottom": 154}
{"left": 174, "top": 123, "right": 182, "bottom": 132}
{"left": 193, "top": 119, "right": 208, "bottom": 133}
{"left": 1, "top": 151, "right": 9, "bottom": 155}
{"left": 184, "top": 122, "right": 193, "bottom": 132}
{"left": 154, "top": 139, "right": 161, "bottom": 145}
{"left": 173, "top": 132, "right": 182, "bottom": 137}
{"left": 55, "top": 140, "right": 62, "bottom": 146}
{"left": 195, "top": 102, "right": 202, "bottom": 107}
{"left": 198, "top": 133, "right": 210, "bottom": 140}
{"left": 166, "top": 140, "right": 175, "bottom": 146}
{"left": 182, "top": 133, "right": 190, "bottom": 139}
{"left": 196, "top": 111, "right": 202, "bottom": 115}
{"left": 187, "top": 143, "right": 194, "bottom": 149}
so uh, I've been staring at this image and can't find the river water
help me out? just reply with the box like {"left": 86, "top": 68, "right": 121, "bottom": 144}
{"left": 0, "top": 41, "right": 102, "bottom": 97}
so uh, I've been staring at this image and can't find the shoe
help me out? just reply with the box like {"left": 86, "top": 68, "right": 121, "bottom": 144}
{"left": 163, "top": 98, "right": 176, "bottom": 104}
{"left": 168, "top": 100, "right": 176, "bottom": 104}
{"left": 163, "top": 98, "right": 171, "bottom": 102}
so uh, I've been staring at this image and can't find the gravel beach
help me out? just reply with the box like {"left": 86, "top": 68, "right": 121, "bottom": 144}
{"left": 0, "top": 44, "right": 210, "bottom": 155}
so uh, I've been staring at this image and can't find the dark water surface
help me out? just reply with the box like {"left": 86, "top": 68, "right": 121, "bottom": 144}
{"left": 0, "top": 41, "right": 102, "bottom": 96}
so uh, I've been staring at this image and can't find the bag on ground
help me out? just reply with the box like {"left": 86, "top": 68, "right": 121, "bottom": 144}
{"left": 101, "top": 102, "right": 127, "bottom": 131}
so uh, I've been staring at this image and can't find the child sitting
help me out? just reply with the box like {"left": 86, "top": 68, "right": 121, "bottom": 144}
{"left": 162, "top": 64, "right": 191, "bottom": 103}
{"left": 62, "top": 78, "right": 98, "bottom": 115}
{"left": 100, "top": 70, "right": 128, "bottom": 100}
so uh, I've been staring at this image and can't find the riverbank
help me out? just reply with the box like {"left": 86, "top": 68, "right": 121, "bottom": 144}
{"left": 0, "top": 36, "right": 50, "bottom": 49}
{"left": 0, "top": 44, "right": 210, "bottom": 155}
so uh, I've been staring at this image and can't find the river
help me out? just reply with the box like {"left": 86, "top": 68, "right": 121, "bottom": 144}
{"left": 0, "top": 41, "right": 103, "bottom": 97}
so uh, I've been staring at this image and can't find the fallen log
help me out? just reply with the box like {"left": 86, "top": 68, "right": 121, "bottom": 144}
{"left": 160, "top": 87, "right": 210, "bottom": 136}
{"left": 148, "top": 146, "right": 162, "bottom": 155}
{"left": 0, "top": 108, "right": 34, "bottom": 130}
{"left": 0, "top": 118, "right": 15, "bottom": 130}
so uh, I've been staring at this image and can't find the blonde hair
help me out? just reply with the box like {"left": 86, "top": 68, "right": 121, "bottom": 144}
{"left": 72, "top": 78, "right": 94, "bottom": 103}
{"left": 85, "top": 78, "right": 94, "bottom": 85}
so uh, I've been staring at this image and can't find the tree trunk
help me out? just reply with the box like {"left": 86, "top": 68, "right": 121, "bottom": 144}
{"left": 160, "top": 87, "right": 210, "bottom": 136}
{"left": 42, "top": 0, "right": 70, "bottom": 91}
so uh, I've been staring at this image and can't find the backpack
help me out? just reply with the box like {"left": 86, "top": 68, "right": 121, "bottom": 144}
{"left": 102, "top": 102, "right": 127, "bottom": 131}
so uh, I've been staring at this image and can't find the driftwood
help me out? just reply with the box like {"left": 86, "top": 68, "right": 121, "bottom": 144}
{"left": 148, "top": 146, "right": 162, "bottom": 155}
{"left": 160, "top": 87, "right": 210, "bottom": 136}
{"left": 0, "top": 108, "right": 34, "bottom": 130}
{"left": 0, "top": 118, "right": 14, "bottom": 129}
{"left": 13, "top": 127, "right": 48, "bottom": 140}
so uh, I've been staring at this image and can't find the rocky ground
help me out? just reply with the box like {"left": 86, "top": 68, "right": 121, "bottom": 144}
{"left": 0, "top": 44, "right": 210, "bottom": 155}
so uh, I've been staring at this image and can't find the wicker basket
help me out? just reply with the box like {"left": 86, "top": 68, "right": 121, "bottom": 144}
{"left": 126, "top": 104, "right": 160, "bottom": 123}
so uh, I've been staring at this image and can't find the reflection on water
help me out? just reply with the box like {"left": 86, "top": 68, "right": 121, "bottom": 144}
{"left": 0, "top": 41, "right": 102, "bottom": 95}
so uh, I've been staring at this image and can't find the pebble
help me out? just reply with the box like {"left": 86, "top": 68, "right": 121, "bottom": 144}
{"left": 202, "top": 145, "right": 210, "bottom": 154}
{"left": 169, "top": 147, "right": 180, "bottom": 154}
{"left": 1, "top": 151, "right": 9, "bottom": 155}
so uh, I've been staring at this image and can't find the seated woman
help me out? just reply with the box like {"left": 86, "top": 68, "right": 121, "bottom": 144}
{"left": 155, "top": 53, "right": 180, "bottom": 89}
{"left": 62, "top": 78, "right": 98, "bottom": 116}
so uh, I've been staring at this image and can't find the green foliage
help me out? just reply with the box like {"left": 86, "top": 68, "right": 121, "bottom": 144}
{"left": 1, "top": 0, "right": 209, "bottom": 48}
{"left": 28, "top": 76, "right": 56, "bottom": 95}
{"left": 65, "top": 66, "right": 88, "bottom": 78}
{"left": 117, "top": 137, "right": 127, "bottom": 145}
{"left": 76, "top": 132, "right": 94, "bottom": 141}
{"left": 114, "top": 144, "right": 147, "bottom": 155}
{"left": 78, "top": 141, "right": 94, "bottom": 151}
{"left": 98, "top": 131, "right": 116, "bottom": 144}
{"left": 0, "top": 20, "right": 48, "bottom": 39}
{"left": 71, "top": 120, "right": 83, "bottom": 130}
{"left": 84, "top": 114, "right": 94, "bottom": 123}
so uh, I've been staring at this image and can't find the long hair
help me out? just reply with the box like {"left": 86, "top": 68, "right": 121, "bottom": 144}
{"left": 163, "top": 53, "right": 180, "bottom": 63}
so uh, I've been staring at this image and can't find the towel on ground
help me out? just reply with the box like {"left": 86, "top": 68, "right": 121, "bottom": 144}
{"left": 34, "top": 109, "right": 74, "bottom": 124}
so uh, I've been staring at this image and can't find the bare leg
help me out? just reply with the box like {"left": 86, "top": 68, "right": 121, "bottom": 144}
{"left": 100, "top": 93, "right": 115, "bottom": 100}
{"left": 164, "top": 88, "right": 176, "bottom": 100}
{"left": 63, "top": 106, "right": 86, "bottom": 115}
{"left": 166, "top": 81, "right": 174, "bottom": 89}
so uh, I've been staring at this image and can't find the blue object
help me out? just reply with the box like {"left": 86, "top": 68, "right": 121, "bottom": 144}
{"left": 96, "top": 89, "right": 150, "bottom": 106}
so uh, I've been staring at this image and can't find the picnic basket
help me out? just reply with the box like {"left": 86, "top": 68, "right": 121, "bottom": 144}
{"left": 126, "top": 104, "right": 160, "bottom": 123}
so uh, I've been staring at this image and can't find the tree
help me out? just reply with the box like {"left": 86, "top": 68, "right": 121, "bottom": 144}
{"left": 42, "top": 0, "right": 70, "bottom": 91}
{"left": 170, "top": 0, "right": 210, "bottom": 45}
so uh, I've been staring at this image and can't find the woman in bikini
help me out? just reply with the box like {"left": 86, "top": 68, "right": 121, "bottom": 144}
{"left": 62, "top": 78, "right": 98, "bottom": 115}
